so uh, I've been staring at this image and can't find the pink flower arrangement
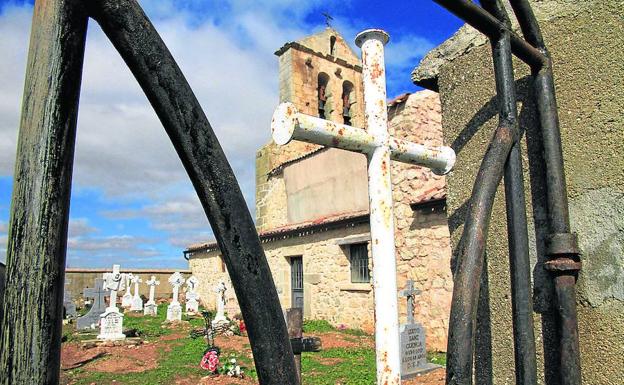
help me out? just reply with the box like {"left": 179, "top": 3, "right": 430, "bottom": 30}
{"left": 200, "top": 349, "right": 219, "bottom": 373}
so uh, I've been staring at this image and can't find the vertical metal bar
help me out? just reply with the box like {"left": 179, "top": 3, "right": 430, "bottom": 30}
{"left": 355, "top": 29, "right": 401, "bottom": 385}
{"left": 286, "top": 308, "right": 303, "bottom": 385}
{"left": 480, "top": 1, "right": 538, "bottom": 384}
{"left": 0, "top": 0, "right": 88, "bottom": 383}
{"left": 509, "top": 2, "right": 583, "bottom": 384}
{"left": 86, "top": 1, "right": 298, "bottom": 384}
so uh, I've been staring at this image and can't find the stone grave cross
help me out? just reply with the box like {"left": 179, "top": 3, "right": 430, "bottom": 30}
{"left": 102, "top": 264, "right": 124, "bottom": 311}
{"left": 271, "top": 29, "right": 455, "bottom": 385}
{"left": 121, "top": 272, "right": 133, "bottom": 308}
{"left": 130, "top": 274, "right": 143, "bottom": 311}
{"left": 144, "top": 275, "right": 160, "bottom": 316}
{"left": 167, "top": 272, "right": 184, "bottom": 321}
{"left": 185, "top": 276, "right": 200, "bottom": 315}
{"left": 212, "top": 281, "right": 228, "bottom": 326}
{"left": 399, "top": 280, "right": 421, "bottom": 324}
{"left": 63, "top": 278, "right": 77, "bottom": 319}
{"left": 77, "top": 278, "right": 107, "bottom": 330}
{"left": 98, "top": 264, "right": 126, "bottom": 340}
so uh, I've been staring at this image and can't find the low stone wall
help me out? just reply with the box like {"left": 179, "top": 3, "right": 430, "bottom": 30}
{"left": 65, "top": 268, "right": 192, "bottom": 303}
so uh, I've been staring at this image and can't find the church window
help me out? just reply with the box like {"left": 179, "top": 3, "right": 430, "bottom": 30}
{"left": 330, "top": 35, "right": 337, "bottom": 56}
{"left": 349, "top": 243, "right": 370, "bottom": 283}
{"left": 342, "top": 81, "right": 354, "bottom": 125}
{"left": 317, "top": 72, "right": 330, "bottom": 119}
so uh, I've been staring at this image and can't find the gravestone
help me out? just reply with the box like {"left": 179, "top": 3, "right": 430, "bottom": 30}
{"left": 144, "top": 275, "right": 160, "bottom": 316}
{"left": 77, "top": 278, "right": 107, "bottom": 330}
{"left": 399, "top": 280, "right": 440, "bottom": 378}
{"left": 130, "top": 274, "right": 143, "bottom": 311}
{"left": 166, "top": 272, "right": 184, "bottom": 322}
{"left": 185, "top": 276, "right": 200, "bottom": 314}
{"left": 121, "top": 272, "right": 133, "bottom": 308}
{"left": 63, "top": 279, "right": 77, "bottom": 319}
{"left": 212, "top": 281, "right": 228, "bottom": 326}
{"left": 97, "top": 264, "right": 126, "bottom": 340}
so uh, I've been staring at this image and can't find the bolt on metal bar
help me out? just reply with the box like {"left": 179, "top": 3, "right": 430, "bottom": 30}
{"left": 0, "top": 0, "right": 89, "bottom": 383}
{"left": 87, "top": 1, "right": 299, "bottom": 384}
{"left": 482, "top": 1, "right": 538, "bottom": 384}
{"left": 509, "top": 2, "right": 582, "bottom": 384}
{"left": 433, "top": 0, "right": 546, "bottom": 69}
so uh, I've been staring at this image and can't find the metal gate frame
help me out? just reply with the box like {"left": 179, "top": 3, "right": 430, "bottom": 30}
{"left": 0, "top": 1, "right": 582, "bottom": 385}
{"left": 433, "top": 1, "right": 582, "bottom": 385}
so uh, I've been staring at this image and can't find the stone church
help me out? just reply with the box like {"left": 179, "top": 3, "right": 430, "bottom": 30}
{"left": 185, "top": 28, "right": 453, "bottom": 350}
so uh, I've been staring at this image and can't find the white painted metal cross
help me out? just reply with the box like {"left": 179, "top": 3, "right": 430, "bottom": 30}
{"left": 271, "top": 29, "right": 456, "bottom": 385}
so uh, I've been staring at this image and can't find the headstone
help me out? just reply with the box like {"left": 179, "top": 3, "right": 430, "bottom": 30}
{"left": 97, "top": 264, "right": 126, "bottom": 340}
{"left": 166, "top": 272, "right": 184, "bottom": 322}
{"left": 144, "top": 275, "right": 160, "bottom": 316}
{"left": 212, "top": 281, "right": 228, "bottom": 326}
{"left": 63, "top": 279, "right": 77, "bottom": 319}
{"left": 185, "top": 276, "right": 200, "bottom": 314}
{"left": 399, "top": 280, "right": 440, "bottom": 378}
{"left": 130, "top": 274, "right": 143, "bottom": 311}
{"left": 77, "top": 278, "right": 107, "bottom": 330}
{"left": 121, "top": 273, "right": 133, "bottom": 308}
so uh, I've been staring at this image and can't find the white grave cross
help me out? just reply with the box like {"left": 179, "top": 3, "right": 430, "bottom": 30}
{"left": 102, "top": 264, "right": 125, "bottom": 311}
{"left": 167, "top": 272, "right": 184, "bottom": 321}
{"left": 271, "top": 29, "right": 455, "bottom": 385}
{"left": 185, "top": 276, "right": 200, "bottom": 314}
{"left": 121, "top": 273, "right": 133, "bottom": 308}
{"left": 130, "top": 274, "right": 143, "bottom": 311}
{"left": 144, "top": 275, "right": 160, "bottom": 316}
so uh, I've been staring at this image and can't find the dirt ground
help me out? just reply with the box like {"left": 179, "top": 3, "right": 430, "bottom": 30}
{"left": 61, "top": 330, "right": 445, "bottom": 385}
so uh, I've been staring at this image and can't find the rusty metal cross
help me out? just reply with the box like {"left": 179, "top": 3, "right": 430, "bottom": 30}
{"left": 271, "top": 29, "right": 456, "bottom": 385}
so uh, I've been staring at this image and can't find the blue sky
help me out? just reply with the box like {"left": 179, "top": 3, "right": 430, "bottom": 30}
{"left": 0, "top": 0, "right": 462, "bottom": 268}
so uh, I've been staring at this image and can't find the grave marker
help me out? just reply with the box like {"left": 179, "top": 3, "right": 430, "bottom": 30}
{"left": 166, "top": 272, "right": 184, "bottom": 322}
{"left": 212, "top": 281, "right": 228, "bottom": 326}
{"left": 271, "top": 29, "right": 455, "bottom": 385}
{"left": 77, "top": 278, "right": 107, "bottom": 330}
{"left": 144, "top": 275, "right": 160, "bottom": 316}
{"left": 63, "top": 279, "right": 77, "bottom": 319}
{"left": 399, "top": 280, "right": 440, "bottom": 378}
{"left": 121, "top": 272, "right": 133, "bottom": 308}
{"left": 185, "top": 276, "right": 200, "bottom": 315}
{"left": 97, "top": 264, "right": 126, "bottom": 340}
{"left": 130, "top": 274, "right": 143, "bottom": 311}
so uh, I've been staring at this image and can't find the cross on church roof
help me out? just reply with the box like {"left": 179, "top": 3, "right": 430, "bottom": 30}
{"left": 321, "top": 12, "right": 333, "bottom": 27}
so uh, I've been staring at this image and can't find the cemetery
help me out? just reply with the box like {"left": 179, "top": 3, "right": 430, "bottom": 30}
{"left": 0, "top": 1, "right": 622, "bottom": 385}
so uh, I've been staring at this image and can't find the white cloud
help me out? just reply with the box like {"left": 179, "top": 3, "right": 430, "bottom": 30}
{"left": 0, "top": 1, "right": 435, "bottom": 267}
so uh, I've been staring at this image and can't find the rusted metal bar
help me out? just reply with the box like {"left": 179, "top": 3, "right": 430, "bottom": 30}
{"left": 445, "top": 124, "right": 514, "bottom": 385}
{"left": 481, "top": 1, "right": 538, "bottom": 384}
{"left": 286, "top": 308, "right": 303, "bottom": 384}
{"left": 509, "top": 2, "right": 582, "bottom": 384}
{"left": 0, "top": 0, "right": 88, "bottom": 383}
{"left": 433, "top": 0, "right": 546, "bottom": 69}
{"left": 86, "top": 1, "right": 298, "bottom": 384}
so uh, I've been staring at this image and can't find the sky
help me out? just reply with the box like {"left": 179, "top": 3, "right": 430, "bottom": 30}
{"left": 0, "top": 0, "right": 463, "bottom": 269}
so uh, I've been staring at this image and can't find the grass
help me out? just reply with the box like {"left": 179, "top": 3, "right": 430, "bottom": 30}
{"left": 63, "top": 313, "right": 445, "bottom": 384}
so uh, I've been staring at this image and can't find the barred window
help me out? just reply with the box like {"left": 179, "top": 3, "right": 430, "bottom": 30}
{"left": 350, "top": 243, "right": 370, "bottom": 283}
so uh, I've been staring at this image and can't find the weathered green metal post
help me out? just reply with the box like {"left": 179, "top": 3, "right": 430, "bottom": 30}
{"left": 0, "top": 0, "right": 88, "bottom": 383}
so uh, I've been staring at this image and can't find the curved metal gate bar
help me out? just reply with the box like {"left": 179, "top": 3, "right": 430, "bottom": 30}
{"left": 434, "top": 1, "right": 582, "bottom": 384}
{"left": 0, "top": 0, "right": 298, "bottom": 383}
{"left": 86, "top": 1, "right": 298, "bottom": 384}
